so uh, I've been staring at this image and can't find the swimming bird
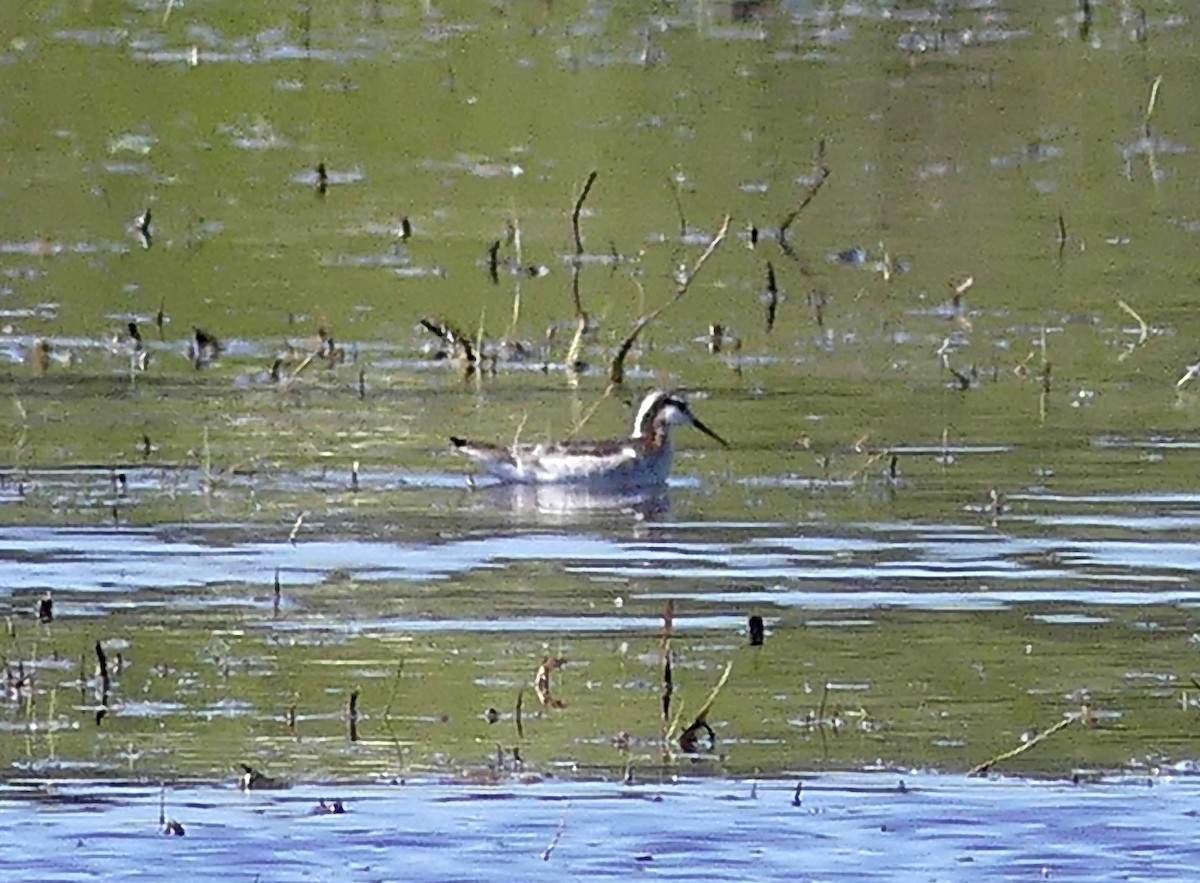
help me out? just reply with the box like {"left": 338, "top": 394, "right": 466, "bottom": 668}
{"left": 449, "top": 390, "right": 728, "bottom": 486}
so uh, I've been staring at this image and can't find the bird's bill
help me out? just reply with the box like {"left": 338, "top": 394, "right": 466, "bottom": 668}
{"left": 687, "top": 413, "right": 729, "bottom": 448}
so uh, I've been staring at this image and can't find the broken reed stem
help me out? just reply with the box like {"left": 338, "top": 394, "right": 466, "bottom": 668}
{"left": 1144, "top": 74, "right": 1163, "bottom": 131}
{"left": 508, "top": 209, "right": 523, "bottom": 336}
{"left": 779, "top": 139, "right": 830, "bottom": 245}
{"left": 540, "top": 808, "right": 569, "bottom": 861}
{"left": 348, "top": 689, "right": 360, "bottom": 742}
{"left": 670, "top": 660, "right": 733, "bottom": 744}
{"left": 515, "top": 687, "right": 525, "bottom": 741}
{"left": 284, "top": 346, "right": 323, "bottom": 386}
{"left": 420, "top": 317, "right": 477, "bottom": 366}
{"left": 566, "top": 214, "right": 731, "bottom": 440}
{"left": 571, "top": 170, "right": 598, "bottom": 258}
{"left": 287, "top": 511, "right": 306, "bottom": 546}
{"left": 967, "top": 715, "right": 1077, "bottom": 777}
{"left": 660, "top": 599, "right": 674, "bottom": 747}
{"left": 816, "top": 681, "right": 829, "bottom": 725}
{"left": 95, "top": 640, "right": 110, "bottom": 695}
{"left": 608, "top": 214, "right": 732, "bottom": 387}
{"left": 380, "top": 661, "right": 406, "bottom": 767}
{"left": 1117, "top": 298, "right": 1149, "bottom": 361}
{"left": 661, "top": 651, "right": 673, "bottom": 733}
{"left": 670, "top": 173, "right": 688, "bottom": 237}
{"left": 765, "top": 260, "right": 778, "bottom": 332}
{"left": 566, "top": 171, "right": 597, "bottom": 372}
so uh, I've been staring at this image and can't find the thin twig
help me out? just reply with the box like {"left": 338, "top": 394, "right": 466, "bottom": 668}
{"left": 541, "top": 808, "right": 569, "bottom": 861}
{"left": 608, "top": 214, "right": 731, "bottom": 386}
{"left": 1116, "top": 298, "right": 1149, "bottom": 361}
{"left": 1144, "top": 74, "right": 1163, "bottom": 131}
{"left": 515, "top": 688, "right": 525, "bottom": 741}
{"left": 779, "top": 139, "right": 829, "bottom": 251}
{"left": 567, "top": 215, "right": 731, "bottom": 438}
{"left": 566, "top": 171, "right": 597, "bottom": 371}
{"left": 380, "top": 661, "right": 406, "bottom": 767}
{"left": 571, "top": 170, "right": 598, "bottom": 257}
{"left": 968, "top": 715, "right": 1077, "bottom": 777}
{"left": 765, "top": 260, "right": 778, "bottom": 332}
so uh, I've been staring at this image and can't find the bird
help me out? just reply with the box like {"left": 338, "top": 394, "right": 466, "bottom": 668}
{"left": 449, "top": 390, "right": 727, "bottom": 486}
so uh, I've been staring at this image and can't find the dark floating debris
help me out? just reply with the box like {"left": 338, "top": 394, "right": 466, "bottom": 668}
{"left": 836, "top": 246, "right": 868, "bottom": 266}
{"left": 1078, "top": 0, "right": 1092, "bottom": 41}
{"left": 748, "top": 614, "right": 764, "bottom": 646}
{"left": 159, "top": 787, "right": 185, "bottom": 836}
{"left": 311, "top": 798, "right": 346, "bottom": 816}
{"left": 534, "top": 656, "right": 567, "bottom": 709}
{"left": 134, "top": 208, "right": 152, "bottom": 249}
{"left": 33, "top": 338, "right": 53, "bottom": 372}
{"left": 764, "top": 260, "right": 778, "bottom": 332}
{"left": 239, "top": 764, "right": 285, "bottom": 791}
{"left": 486, "top": 240, "right": 501, "bottom": 284}
{"left": 317, "top": 326, "right": 346, "bottom": 365}
{"left": 708, "top": 323, "right": 723, "bottom": 354}
{"left": 94, "top": 639, "right": 111, "bottom": 725}
{"left": 188, "top": 326, "right": 221, "bottom": 369}
{"left": 420, "top": 317, "right": 477, "bottom": 370}
{"left": 162, "top": 819, "right": 186, "bottom": 836}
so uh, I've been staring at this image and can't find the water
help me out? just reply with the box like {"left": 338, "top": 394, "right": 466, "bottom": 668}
{"left": 3, "top": 0, "right": 1200, "bottom": 876}
{"left": 3, "top": 774, "right": 1198, "bottom": 882}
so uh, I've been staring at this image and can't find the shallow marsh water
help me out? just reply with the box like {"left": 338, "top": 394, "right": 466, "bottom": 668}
{"left": 5, "top": 775, "right": 1200, "bottom": 882}
{"left": 3, "top": 0, "right": 1200, "bottom": 877}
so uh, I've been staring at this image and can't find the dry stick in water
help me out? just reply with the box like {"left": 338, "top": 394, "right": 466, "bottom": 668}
{"left": 670, "top": 173, "right": 688, "bottom": 238}
{"left": 967, "top": 715, "right": 1077, "bottom": 777}
{"left": 567, "top": 215, "right": 732, "bottom": 438}
{"left": 95, "top": 640, "right": 111, "bottom": 695}
{"left": 779, "top": 140, "right": 830, "bottom": 258}
{"left": 566, "top": 171, "right": 598, "bottom": 373}
{"left": 419, "top": 318, "right": 477, "bottom": 367}
{"left": 94, "top": 640, "right": 111, "bottom": 724}
{"left": 610, "top": 214, "right": 731, "bottom": 387}
{"left": 541, "top": 809, "right": 569, "bottom": 861}
{"left": 287, "top": 512, "right": 307, "bottom": 546}
{"left": 571, "top": 170, "right": 598, "bottom": 256}
{"left": 515, "top": 687, "right": 525, "bottom": 741}
{"left": 676, "top": 661, "right": 733, "bottom": 752}
{"left": 1144, "top": 74, "right": 1163, "bottom": 133}
{"left": 486, "top": 240, "right": 501, "bottom": 285}
{"left": 380, "top": 661, "right": 405, "bottom": 767}
{"left": 507, "top": 209, "right": 524, "bottom": 336}
{"left": 1117, "top": 298, "right": 1149, "bottom": 361}
{"left": 660, "top": 599, "right": 674, "bottom": 751}
{"left": 765, "top": 260, "right": 779, "bottom": 332}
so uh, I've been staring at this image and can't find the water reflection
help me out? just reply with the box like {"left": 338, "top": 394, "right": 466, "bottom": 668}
{"left": 465, "top": 483, "right": 672, "bottom": 523}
